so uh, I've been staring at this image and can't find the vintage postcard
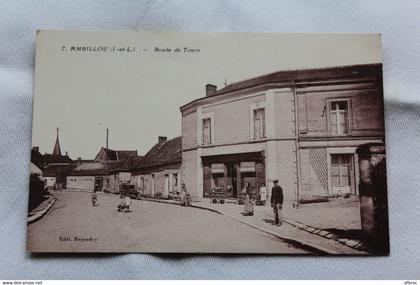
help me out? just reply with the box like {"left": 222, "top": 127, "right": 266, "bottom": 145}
{"left": 27, "top": 31, "right": 389, "bottom": 254}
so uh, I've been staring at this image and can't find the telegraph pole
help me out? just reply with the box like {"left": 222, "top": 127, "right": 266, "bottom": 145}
{"left": 105, "top": 128, "right": 109, "bottom": 192}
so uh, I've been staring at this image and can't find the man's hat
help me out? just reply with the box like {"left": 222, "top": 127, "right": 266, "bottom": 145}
{"left": 273, "top": 179, "right": 279, "bottom": 183}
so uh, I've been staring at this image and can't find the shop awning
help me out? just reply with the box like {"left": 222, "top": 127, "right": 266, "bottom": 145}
{"left": 211, "top": 163, "right": 225, "bottom": 174}
{"left": 240, "top": 161, "right": 256, "bottom": 172}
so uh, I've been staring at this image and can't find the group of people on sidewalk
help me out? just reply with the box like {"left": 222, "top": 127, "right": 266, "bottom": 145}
{"left": 168, "top": 183, "right": 192, "bottom": 206}
{"left": 242, "top": 179, "right": 284, "bottom": 226}
{"left": 179, "top": 183, "right": 192, "bottom": 207}
{"left": 90, "top": 179, "right": 282, "bottom": 225}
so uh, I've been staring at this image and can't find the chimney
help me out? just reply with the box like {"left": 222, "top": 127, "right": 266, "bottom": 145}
{"left": 206, "top": 84, "right": 217, "bottom": 97}
{"left": 77, "top": 157, "right": 82, "bottom": 166}
{"left": 158, "top": 136, "right": 167, "bottom": 143}
{"left": 32, "top": 146, "right": 39, "bottom": 152}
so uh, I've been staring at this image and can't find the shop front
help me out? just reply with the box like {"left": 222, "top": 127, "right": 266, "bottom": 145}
{"left": 202, "top": 151, "right": 265, "bottom": 199}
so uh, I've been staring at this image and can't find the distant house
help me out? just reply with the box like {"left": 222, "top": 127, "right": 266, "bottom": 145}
{"left": 130, "top": 136, "right": 182, "bottom": 198}
{"left": 43, "top": 163, "right": 73, "bottom": 188}
{"left": 67, "top": 160, "right": 123, "bottom": 192}
{"left": 67, "top": 148, "right": 141, "bottom": 193}
{"left": 30, "top": 129, "right": 73, "bottom": 189}
{"left": 30, "top": 147, "right": 43, "bottom": 177}
{"left": 30, "top": 162, "right": 43, "bottom": 176}
{"left": 41, "top": 152, "right": 73, "bottom": 189}
{"left": 95, "top": 147, "right": 138, "bottom": 162}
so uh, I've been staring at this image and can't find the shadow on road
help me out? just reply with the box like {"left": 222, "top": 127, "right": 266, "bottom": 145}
{"left": 263, "top": 218, "right": 276, "bottom": 225}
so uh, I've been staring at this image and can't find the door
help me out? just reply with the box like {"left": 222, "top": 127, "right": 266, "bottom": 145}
{"left": 164, "top": 174, "right": 170, "bottom": 196}
{"left": 330, "top": 154, "right": 354, "bottom": 194}
{"left": 226, "top": 162, "right": 235, "bottom": 198}
{"left": 94, "top": 177, "right": 103, "bottom": 191}
{"left": 151, "top": 174, "right": 155, "bottom": 197}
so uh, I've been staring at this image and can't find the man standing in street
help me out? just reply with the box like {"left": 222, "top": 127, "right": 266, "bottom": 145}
{"left": 271, "top": 179, "right": 284, "bottom": 226}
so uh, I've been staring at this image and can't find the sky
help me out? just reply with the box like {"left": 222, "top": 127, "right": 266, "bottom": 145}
{"left": 31, "top": 32, "right": 382, "bottom": 159}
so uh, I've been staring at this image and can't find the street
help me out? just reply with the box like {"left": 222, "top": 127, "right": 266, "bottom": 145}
{"left": 27, "top": 190, "right": 311, "bottom": 253}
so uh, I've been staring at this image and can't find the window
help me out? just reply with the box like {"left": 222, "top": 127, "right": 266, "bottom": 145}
{"left": 253, "top": 108, "right": 266, "bottom": 139}
{"left": 331, "top": 154, "right": 351, "bottom": 187}
{"left": 330, "top": 101, "right": 348, "bottom": 135}
{"left": 164, "top": 174, "right": 170, "bottom": 193}
{"left": 139, "top": 177, "right": 144, "bottom": 189}
{"left": 173, "top": 173, "right": 179, "bottom": 188}
{"left": 202, "top": 118, "right": 212, "bottom": 145}
{"left": 211, "top": 163, "right": 225, "bottom": 190}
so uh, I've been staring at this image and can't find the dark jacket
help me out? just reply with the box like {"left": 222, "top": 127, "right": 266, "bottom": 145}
{"left": 271, "top": 185, "right": 283, "bottom": 205}
{"left": 246, "top": 186, "right": 253, "bottom": 198}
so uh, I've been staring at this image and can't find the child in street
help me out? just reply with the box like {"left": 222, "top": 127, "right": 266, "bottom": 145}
{"left": 124, "top": 193, "right": 131, "bottom": 212}
{"left": 91, "top": 190, "right": 98, "bottom": 206}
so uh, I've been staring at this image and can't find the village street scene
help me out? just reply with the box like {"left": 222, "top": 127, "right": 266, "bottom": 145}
{"left": 27, "top": 63, "right": 388, "bottom": 255}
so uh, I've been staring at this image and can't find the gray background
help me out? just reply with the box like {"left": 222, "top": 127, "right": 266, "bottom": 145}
{"left": 0, "top": 0, "right": 419, "bottom": 279}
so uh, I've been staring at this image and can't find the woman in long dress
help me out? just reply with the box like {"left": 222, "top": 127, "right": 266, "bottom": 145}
{"left": 259, "top": 183, "right": 267, "bottom": 206}
{"left": 243, "top": 182, "right": 254, "bottom": 216}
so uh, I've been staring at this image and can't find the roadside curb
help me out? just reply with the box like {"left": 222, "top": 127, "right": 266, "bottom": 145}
{"left": 284, "top": 219, "right": 369, "bottom": 251}
{"left": 27, "top": 196, "right": 56, "bottom": 224}
{"left": 128, "top": 196, "right": 368, "bottom": 252}
{"left": 139, "top": 197, "right": 339, "bottom": 254}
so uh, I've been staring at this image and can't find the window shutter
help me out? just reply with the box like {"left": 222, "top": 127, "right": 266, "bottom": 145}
{"left": 261, "top": 109, "right": 266, "bottom": 137}
{"left": 254, "top": 109, "right": 259, "bottom": 138}
{"left": 255, "top": 161, "right": 265, "bottom": 188}
{"left": 203, "top": 164, "right": 212, "bottom": 197}
{"left": 253, "top": 108, "right": 265, "bottom": 139}
{"left": 339, "top": 111, "right": 347, "bottom": 134}
{"left": 331, "top": 112, "right": 338, "bottom": 134}
{"left": 202, "top": 118, "right": 212, "bottom": 144}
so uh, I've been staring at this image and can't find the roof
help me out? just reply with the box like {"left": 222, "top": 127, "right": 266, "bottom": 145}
{"left": 43, "top": 154, "right": 73, "bottom": 165}
{"left": 131, "top": 136, "right": 182, "bottom": 170}
{"left": 124, "top": 156, "right": 145, "bottom": 169}
{"left": 52, "top": 136, "right": 61, "bottom": 156}
{"left": 95, "top": 147, "right": 138, "bottom": 161}
{"left": 68, "top": 160, "right": 127, "bottom": 176}
{"left": 31, "top": 149, "right": 45, "bottom": 169}
{"left": 116, "top": 150, "right": 138, "bottom": 160}
{"left": 181, "top": 63, "right": 382, "bottom": 110}
{"left": 43, "top": 163, "right": 74, "bottom": 177}
{"left": 31, "top": 148, "right": 73, "bottom": 169}
{"left": 103, "top": 148, "right": 118, "bottom": 161}
{"left": 30, "top": 162, "right": 42, "bottom": 175}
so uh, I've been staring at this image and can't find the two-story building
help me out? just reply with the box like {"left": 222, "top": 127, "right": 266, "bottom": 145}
{"left": 180, "top": 64, "right": 384, "bottom": 203}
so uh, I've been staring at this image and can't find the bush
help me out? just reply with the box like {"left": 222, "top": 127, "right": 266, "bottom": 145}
{"left": 28, "top": 174, "right": 48, "bottom": 212}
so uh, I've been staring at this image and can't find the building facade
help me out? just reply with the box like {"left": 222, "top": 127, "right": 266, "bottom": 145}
{"left": 31, "top": 133, "right": 73, "bottom": 189}
{"left": 130, "top": 136, "right": 182, "bottom": 198}
{"left": 67, "top": 158, "right": 134, "bottom": 193}
{"left": 180, "top": 64, "right": 384, "bottom": 202}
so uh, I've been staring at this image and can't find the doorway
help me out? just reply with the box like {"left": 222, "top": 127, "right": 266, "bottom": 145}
{"left": 94, "top": 177, "right": 103, "bottom": 191}
{"left": 330, "top": 153, "right": 355, "bottom": 194}
{"left": 202, "top": 152, "right": 265, "bottom": 199}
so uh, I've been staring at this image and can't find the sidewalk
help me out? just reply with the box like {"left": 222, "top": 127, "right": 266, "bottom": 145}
{"left": 139, "top": 197, "right": 368, "bottom": 255}
{"left": 199, "top": 198, "right": 368, "bottom": 252}
{"left": 27, "top": 194, "right": 56, "bottom": 224}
